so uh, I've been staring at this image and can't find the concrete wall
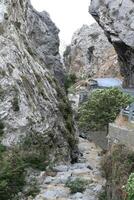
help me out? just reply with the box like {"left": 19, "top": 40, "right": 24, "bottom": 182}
{"left": 80, "top": 130, "right": 108, "bottom": 150}
{"left": 108, "top": 123, "right": 134, "bottom": 150}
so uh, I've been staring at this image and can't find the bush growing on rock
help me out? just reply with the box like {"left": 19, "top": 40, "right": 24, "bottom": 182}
{"left": 12, "top": 96, "right": 19, "bottom": 112}
{"left": 78, "top": 88, "right": 133, "bottom": 131}
{"left": 0, "top": 121, "right": 5, "bottom": 136}
{"left": 64, "top": 73, "right": 77, "bottom": 92}
{"left": 65, "top": 178, "right": 88, "bottom": 193}
{"left": 20, "top": 132, "right": 51, "bottom": 171}
{"left": 0, "top": 148, "right": 26, "bottom": 200}
{"left": 98, "top": 190, "right": 107, "bottom": 200}
{"left": 0, "top": 132, "right": 52, "bottom": 199}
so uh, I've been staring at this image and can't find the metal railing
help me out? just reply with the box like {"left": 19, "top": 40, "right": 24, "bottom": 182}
{"left": 122, "top": 103, "right": 134, "bottom": 121}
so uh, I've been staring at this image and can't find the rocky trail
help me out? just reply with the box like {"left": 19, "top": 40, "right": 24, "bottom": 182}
{"left": 33, "top": 137, "right": 106, "bottom": 200}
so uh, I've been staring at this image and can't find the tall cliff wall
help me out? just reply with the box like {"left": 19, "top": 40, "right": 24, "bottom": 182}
{"left": 63, "top": 23, "right": 120, "bottom": 79}
{"left": 0, "top": 0, "right": 78, "bottom": 164}
{"left": 89, "top": 0, "right": 134, "bottom": 88}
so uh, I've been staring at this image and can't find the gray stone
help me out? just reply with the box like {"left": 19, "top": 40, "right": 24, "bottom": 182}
{"left": 89, "top": 0, "right": 134, "bottom": 88}
{"left": 36, "top": 186, "right": 69, "bottom": 199}
{"left": 64, "top": 23, "right": 120, "bottom": 79}
{"left": 43, "top": 176, "right": 55, "bottom": 184}
{"left": 93, "top": 184, "right": 103, "bottom": 192}
{"left": 53, "top": 165, "right": 69, "bottom": 172}
{"left": 0, "top": 0, "right": 78, "bottom": 165}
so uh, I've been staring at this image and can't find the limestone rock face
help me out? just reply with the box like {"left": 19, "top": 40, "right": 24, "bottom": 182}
{"left": 89, "top": 0, "right": 134, "bottom": 88}
{"left": 63, "top": 23, "right": 120, "bottom": 79}
{"left": 0, "top": 0, "right": 78, "bottom": 163}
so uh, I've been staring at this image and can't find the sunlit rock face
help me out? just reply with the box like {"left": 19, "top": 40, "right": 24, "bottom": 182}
{"left": 63, "top": 23, "right": 120, "bottom": 79}
{"left": 89, "top": 0, "right": 134, "bottom": 88}
{"left": 0, "top": 0, "right": 78, "bottom": 163}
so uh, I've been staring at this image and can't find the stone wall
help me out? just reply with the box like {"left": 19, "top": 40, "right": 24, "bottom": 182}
{"left": 80, "top": 130, "right": 108, "bottom": 150}
{"left": 108, "top": 123, "right": 134, "bottom": 151}
{"left": 87, "top": 130, "right": 108, "bottom": 150}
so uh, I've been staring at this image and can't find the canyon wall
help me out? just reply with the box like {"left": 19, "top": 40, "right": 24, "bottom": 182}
{"left": 90, "top": 0, "right": 134, "bottom": 88}
{"left": 64, "top": 23, "right": 120, "bottom": 79}
{"left": 0, "top": 0, "right": 78, "bottom": 164}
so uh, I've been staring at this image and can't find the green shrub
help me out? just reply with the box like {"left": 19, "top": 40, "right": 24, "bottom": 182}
{"left": 78, "top": 88, "right": 133, "bottom": 131}
{"left": 0, "top": 144, "right": 6, "bottom": 155}
{"left": 0, "top": 121, "right": 4, "bottom": 130}
{"left": 22, "top": 151, "right": 48, "bottom": 171}
{"left": 64, "top": 73, "right": 77, "bottom": 92}
{"left": 65, "top": 178, "right": 88, "bottom": 194}
{"left": 98, "top": 190, "right": 107, "bottom": 200}
{"left": 12, "top": 96, "right": 19, "bottom": 112}
{"left": 0, "top": 86, "right": 4, "bottom": 100}
{"left": 127, "top": 152, "right": 134, "bottom": 164}
{"left": 0, "top": 150, "right": 26, "bottom": 200}
{"left": 126, "top": 173, "right": 134, "bottom": 200}
{"left": 57, "top": 84, "right": 76, "bottom": 148}
{"left": 0, "top": 121, "right": 4, "bottom": 136}
{"left": 24, "top": 179, "right": 40, "bottom": 198}
{"left": 0, "top": 131, "right": 52, "bottom": 199}
{"left": 20, "top": 133, "right": 50, "bottom": 171}
{"left": 0, "top": 130, "right": 51, "bottom": 199}
{"left": 25, "top": 186, "right": 39, "bottom": 198}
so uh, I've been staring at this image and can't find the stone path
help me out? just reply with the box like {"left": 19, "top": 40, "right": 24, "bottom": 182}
{"left": 33, "top": 137, "right": 106, "bottom": 200}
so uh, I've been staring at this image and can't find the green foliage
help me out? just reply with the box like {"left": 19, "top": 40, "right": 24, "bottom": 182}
{"left": 126, "top": 173, "right": 134, "bottom": 200}
{"left": 0, "top": 121, "right": 4, "bottom": 130}
{"left": 12, "top": 96, "right": 19, "bottom": 112}
{"left": 0, "top": 149, "right": 26, "bottom": 200}
{"left": 99, "top": 190, "right": 107, "bottom": 200}
{"left": 22, "top": 152, "right": 48, "bottom": 171}
{"left": 0, "top": 86, "right": 4, "bottom": 100}
{"left": 65, "top": 178, "right": 88, "bottom": 194}
{"left": 64, "top": 73, "right": 77, "bottom": 92}
{"left": 0, "top": 144, "right": 6, "bottom": 155}
{"left": 0, "top": 131, "right": 51, "bottom": 199}
{"left": 56, "top": 83, "right": 77, "bottom": 148}
{"left": 20, "top": 132, "right": 50, "bottom": 171}
{"left": 0, "top": 132, "right": 49, "bottom": 199}
{"left": 0, "top": 121, "right": 4, "bottom": 136}
{"left": 24, "top": 178, "right": 40, "bottom": 198}
{"left": 78, "top": 88, "right": 133, "bottom": 131}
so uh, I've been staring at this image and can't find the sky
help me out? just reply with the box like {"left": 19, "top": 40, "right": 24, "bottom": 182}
{"left": 31, "top": 0, "right": 95, "bottom": 46}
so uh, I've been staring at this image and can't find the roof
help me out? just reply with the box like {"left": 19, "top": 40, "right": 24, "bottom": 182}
{"left": 94, "top": 78, "right": 122, "bottom": 88}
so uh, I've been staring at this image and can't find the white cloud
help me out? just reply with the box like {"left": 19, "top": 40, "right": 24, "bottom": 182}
{"left": 31, "top": 0, "right": 95, "bottom": 44}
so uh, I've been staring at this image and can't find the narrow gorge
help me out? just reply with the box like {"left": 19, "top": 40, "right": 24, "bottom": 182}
{"left": 0, "top": 0, "right": 134, "bottom": 200}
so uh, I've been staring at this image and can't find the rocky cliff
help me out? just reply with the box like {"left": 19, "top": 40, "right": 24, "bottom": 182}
{"left": 0, "top": 0, "right": 78, "bottom": 164}
{"left": 89, "top": 0, "right": 134, "bottom": 88}
{"left": 63, "top": 23, "right": 120, "bottom": 79}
